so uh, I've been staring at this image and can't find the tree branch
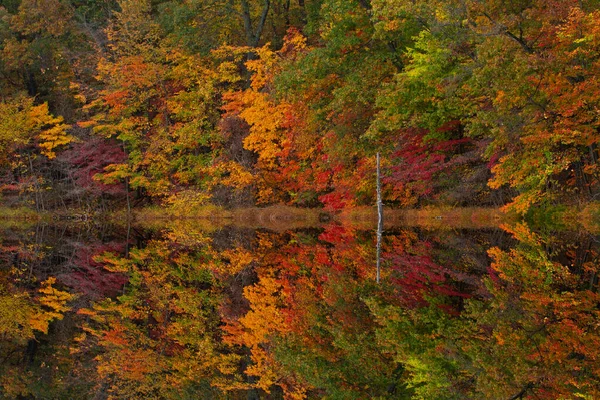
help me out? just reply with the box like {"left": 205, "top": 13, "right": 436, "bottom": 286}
{"left": 481, "top": 12, "right": 534, "bottom": 54}
{"left": 504, "top": 29, "right": 534, "bottom": 54}
{"left": 507, "top": 382, "right": 534, "bottom": 400}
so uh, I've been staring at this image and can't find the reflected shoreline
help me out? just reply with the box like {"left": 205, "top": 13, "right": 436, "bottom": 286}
{"left": 0, "top": 205, "right": 509, "bottom": 231}
{"left": 0, "top": 206, "right": 599, "bottom": 398}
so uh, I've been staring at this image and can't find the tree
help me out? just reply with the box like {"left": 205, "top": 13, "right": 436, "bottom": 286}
{"left": 0, "top": 96, "right": 72, "bottom": 164}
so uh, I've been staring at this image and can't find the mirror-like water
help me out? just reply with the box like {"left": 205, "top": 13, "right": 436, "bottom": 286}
{"left": 0, "top": 210, "right": 598, "bottom": 399}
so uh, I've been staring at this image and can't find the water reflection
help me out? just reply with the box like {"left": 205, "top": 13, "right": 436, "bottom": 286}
{"left": 0, "top": 214, "right": 599, "bottom": 399}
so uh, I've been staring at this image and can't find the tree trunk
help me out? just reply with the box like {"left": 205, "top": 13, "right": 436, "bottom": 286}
{"left": 376, "top": 152, "right": 383, "bottom": 283}
{"left": 240, "top": 0, "right": 271, "bottom": 47}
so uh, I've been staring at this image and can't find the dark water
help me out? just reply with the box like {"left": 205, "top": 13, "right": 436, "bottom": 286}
{"left": 1, "top": 215, "right": 599, "bottom": 399}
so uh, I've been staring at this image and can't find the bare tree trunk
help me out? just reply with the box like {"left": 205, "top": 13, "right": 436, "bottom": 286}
{"left": 125, "top": 176, "right": 131, "bottom": 216}
{"left": 376, "top": 152, "right": 383, "bottom": 284}
{"left": 28, "top": 155, "right": 40, "bottom": 213}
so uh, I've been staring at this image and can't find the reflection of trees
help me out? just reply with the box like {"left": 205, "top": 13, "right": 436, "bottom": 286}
{"left": 228, "top": 224, "right": 600, "bottom": 398}
{"left": 4, "top": 222, "right": 599, "bottom": 398}
{"left": 0, "top": 223, "right": 131, "bottom": 398}
{"left": 372, "top": 224, "right": 600, "bottom": 399}
{"left": 78, "top": 236, "right": 249, "bottom": 399}
{"left": 223, "top": 225, "right": 498, "bottom": 398}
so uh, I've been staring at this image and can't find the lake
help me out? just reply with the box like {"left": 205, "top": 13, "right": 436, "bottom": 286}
{"left": 0, "top": 208, "right": 598, "bottom": 399}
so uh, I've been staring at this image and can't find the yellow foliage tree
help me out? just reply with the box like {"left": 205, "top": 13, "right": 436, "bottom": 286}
{"left": 29, "top": 277, "right": 74, "bottom": 334}
{"left": 0, "top": 96, "right": 72, "bottom": 163}
{"left": 27, "top": 103, "right": 73, "bottom": 159}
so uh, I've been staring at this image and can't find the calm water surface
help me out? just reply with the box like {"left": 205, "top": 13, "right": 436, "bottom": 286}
{"left": 0, "top": 213, "right": 598, "bottom": 399}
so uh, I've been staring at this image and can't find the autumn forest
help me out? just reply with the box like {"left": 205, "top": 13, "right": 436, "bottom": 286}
{"left": 1, "top": 0, "right": 600, "bottom": 398}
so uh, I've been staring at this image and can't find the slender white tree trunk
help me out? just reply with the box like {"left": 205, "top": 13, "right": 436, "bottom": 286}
{"left": 376, "top": 153, "right": 383, "bottom": 283}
